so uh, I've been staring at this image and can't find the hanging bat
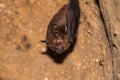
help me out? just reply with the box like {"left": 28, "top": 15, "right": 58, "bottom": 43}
{"left": 42, "top": 0, "right": 80, "bottom": 54}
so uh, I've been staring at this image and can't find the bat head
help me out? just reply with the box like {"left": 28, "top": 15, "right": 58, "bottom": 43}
{"left": 41, "top": 38, "right": 64, "bottom": 54}
{"left": 53, "top": 37, "right": 64, "bottom": 54}
{"left": 42, "top": 32, "right": 70, "bottom": 54}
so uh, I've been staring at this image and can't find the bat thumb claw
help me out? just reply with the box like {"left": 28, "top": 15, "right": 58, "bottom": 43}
{"left": 41, "top": 40, "right": 49, "bottom": 44}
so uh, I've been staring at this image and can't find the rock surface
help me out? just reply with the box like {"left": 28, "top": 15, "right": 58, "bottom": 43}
{"left": 0, "top": 0, "right": 119, "bottom": 80}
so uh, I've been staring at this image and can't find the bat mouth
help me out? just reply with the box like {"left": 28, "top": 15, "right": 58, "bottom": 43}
{"left": 55, "top": 45, "right": 64, "bottom": 54}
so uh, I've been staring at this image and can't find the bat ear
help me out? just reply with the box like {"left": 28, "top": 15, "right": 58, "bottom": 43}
{"left": 41, "top": 40, "right": 49, "bottom": 44}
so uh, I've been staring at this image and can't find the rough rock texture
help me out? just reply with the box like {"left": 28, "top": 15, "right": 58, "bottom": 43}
{"left": 0, "top": 0, "right": 119, "bottom": 80}
{"left": 99, "top": 0, "right": 120, "bottom": 80}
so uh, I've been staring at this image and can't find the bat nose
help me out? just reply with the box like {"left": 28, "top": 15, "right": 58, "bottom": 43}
{"left": 56, "top": 45, "right": 64, "bottom": 54}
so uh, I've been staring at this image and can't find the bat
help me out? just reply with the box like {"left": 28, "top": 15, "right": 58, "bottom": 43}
{"left": 42, "top": 0, "right": 80, "bottom": 54}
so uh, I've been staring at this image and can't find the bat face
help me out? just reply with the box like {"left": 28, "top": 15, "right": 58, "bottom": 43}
{"left": 47, "top": 34, "right": 70, "bottom": 54}
{"left": 42, "top": 0, "right": 80, "bottom": 54}
{"left": 54, "top": 38, "right": 64, "bottom": 53}
{"left": 51, "top": 36, "right": 65, "bottom": 54}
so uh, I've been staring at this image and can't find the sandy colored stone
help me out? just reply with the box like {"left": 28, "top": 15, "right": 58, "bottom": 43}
{"left": 0, "top": 0, "right": 120, "bottom": 80}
